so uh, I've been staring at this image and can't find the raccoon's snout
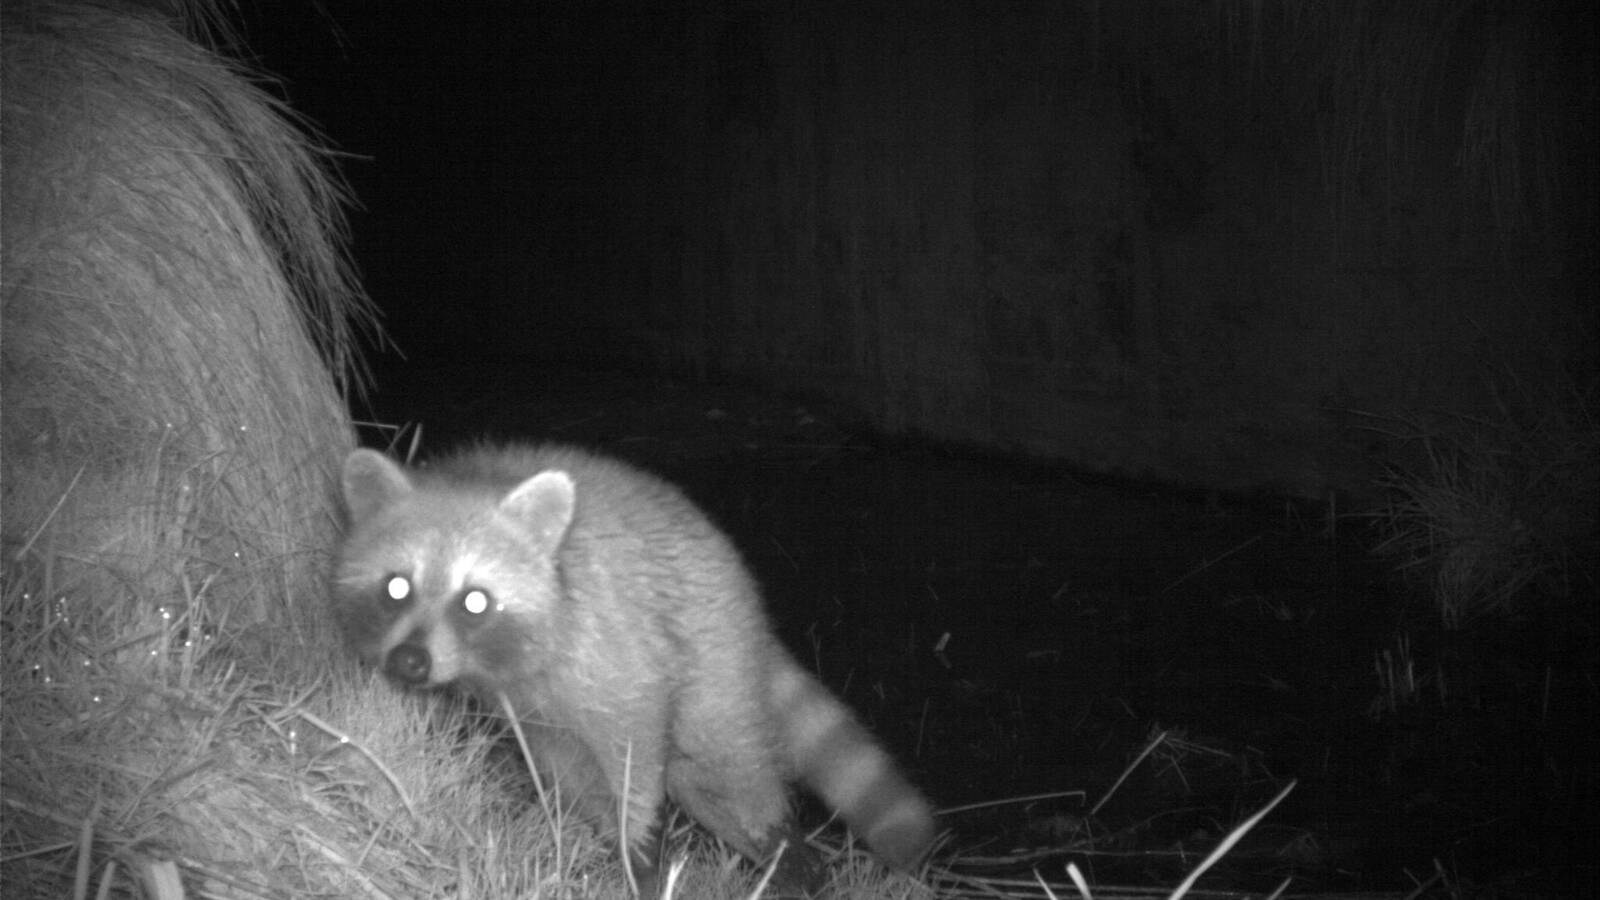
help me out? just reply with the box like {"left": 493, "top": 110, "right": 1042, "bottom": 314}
{"left": 385, "top": 643, "right": 430, "bottom": 685}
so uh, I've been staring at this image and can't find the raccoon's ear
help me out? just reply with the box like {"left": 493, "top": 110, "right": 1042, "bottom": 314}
{"left": 502, "top": 470, "right": 576, "bottom": 548}
{"left": 341, "top": 449, "right": 414, "bottom": 523}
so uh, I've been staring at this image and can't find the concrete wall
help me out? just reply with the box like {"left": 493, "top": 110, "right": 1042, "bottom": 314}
{"left": 579, "top": 1, "right": 1590, "bottom": 500}
{"left": 260, "top": 1, "right": 1593, "bottom": 502}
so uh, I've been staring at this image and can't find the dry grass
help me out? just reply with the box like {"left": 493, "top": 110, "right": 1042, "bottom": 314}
{"left": 2, "top": 566, "right": 566, "bottom": 898}
{"left": 929, "top": 730, "right": 1301, "bottom": 900}
{"left": 1367, "top": 375, "right": 1597, "bottom": 628}
{"left": 0, "top": 552, "right": 941, "bottom": 898}
{"left": 2, "top": 0, "right": 377, "bottom": 638}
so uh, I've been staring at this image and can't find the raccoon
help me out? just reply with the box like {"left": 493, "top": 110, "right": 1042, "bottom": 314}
{"left": 331, "top": 442, "right": 936, "bottom": 892}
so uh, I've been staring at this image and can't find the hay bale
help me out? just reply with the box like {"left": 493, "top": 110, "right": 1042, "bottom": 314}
{"left": 2, "top": 1, "right": 383, "bottom": 894}
{"left": 1, "top": 0, "right": 376, "bottom": 642}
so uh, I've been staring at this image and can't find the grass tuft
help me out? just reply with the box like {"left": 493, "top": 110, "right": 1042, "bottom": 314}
{"left": 1368, "top": 374, "right": 1597, "bottom": 628}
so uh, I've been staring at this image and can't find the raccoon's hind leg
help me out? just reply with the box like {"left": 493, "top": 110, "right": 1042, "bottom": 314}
{"left": 663, "top": 685, "right": 824, "bottom": 895}
{"left": 572, "top": 728, "right": 674, "bottom": 894}
{"left": 665, "top": 753, "right": 821, "bottom": 892}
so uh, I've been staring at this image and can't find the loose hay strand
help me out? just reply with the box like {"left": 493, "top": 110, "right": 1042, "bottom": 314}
{"left": 499, "top": 690, "right": 568, "bottom": 882}
{"left": 290, "top": 708, "right": 417, "bottom": 821}
{"left": 73, "top": 804, "right": 96, "bottom": 900}
{"left": 1165, "top": 779, "right": 1295, "bottom": 900}
{"left": 1089, "top": 729, "right": 1166, "bottom": 818}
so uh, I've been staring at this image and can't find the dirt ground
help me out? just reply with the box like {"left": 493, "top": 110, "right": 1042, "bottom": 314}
{"left": 363, "top": 360, "right": 1593, "bottom": 897}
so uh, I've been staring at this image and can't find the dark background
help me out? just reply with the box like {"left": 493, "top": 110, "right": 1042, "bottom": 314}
{"left": 239, "top": 0, "right": 1595, "bottom": 503}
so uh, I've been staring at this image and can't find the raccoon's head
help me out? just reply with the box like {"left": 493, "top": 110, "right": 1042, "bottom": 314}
{"left": 331, "top": 448, "right": 577, "bottom": 699}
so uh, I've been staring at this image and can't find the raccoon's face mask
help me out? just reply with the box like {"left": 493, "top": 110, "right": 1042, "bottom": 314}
{"left": 332, "top": 449, "right": 577, "bottom": 694}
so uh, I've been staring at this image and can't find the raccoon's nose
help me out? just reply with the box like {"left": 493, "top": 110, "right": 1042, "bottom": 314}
{"left": 385, "top": 643, "right": 430, "bottom": 685}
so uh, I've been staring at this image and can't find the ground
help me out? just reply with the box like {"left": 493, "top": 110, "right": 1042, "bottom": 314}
{"left": 364, "top": 360, "right": 1594, "bottom": 897}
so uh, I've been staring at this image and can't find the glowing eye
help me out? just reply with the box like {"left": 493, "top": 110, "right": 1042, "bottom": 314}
{"left": 384, "top": 576, "right": 411, "bottom": 603}
{"left": 462, "top": 589, "right": 490, "bottom": 615}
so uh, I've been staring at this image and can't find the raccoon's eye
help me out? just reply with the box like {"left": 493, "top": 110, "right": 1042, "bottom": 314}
{"left": 461, "top": 588, "right": 491, "bottom": 616}
{"left": 382, "top": 575, "right": 412, "bottom": 607}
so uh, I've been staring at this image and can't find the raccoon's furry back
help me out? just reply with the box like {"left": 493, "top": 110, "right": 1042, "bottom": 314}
{"left": 331, "top": 442, "right": 937, "bottom": 883}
